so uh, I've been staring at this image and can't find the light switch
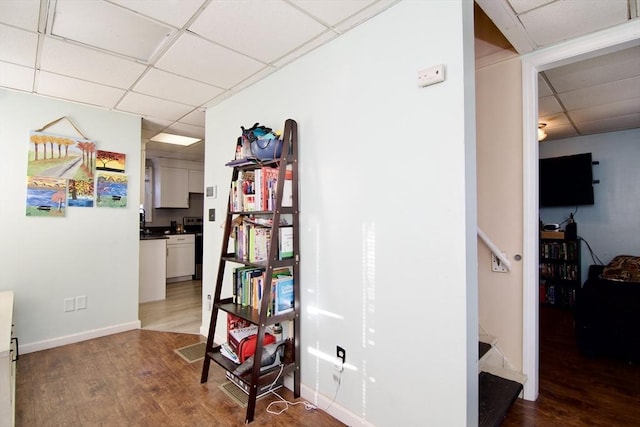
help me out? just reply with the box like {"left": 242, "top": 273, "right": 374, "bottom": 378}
{"left": 209, "top": 208, "right": 215, "bottom": 221}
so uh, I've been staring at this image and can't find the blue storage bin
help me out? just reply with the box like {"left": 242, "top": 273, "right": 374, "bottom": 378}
{"left": 250, "top": 138, "right": 283, "bottom": 160}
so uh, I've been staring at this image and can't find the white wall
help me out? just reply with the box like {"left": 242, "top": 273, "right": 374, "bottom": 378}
{"left": 539, "top": 128, "right": 640, "bottom": 281}
{"left": 0, "top": 89, "right": 141, "bottom": 351}
{"left": 476, "top": 56, "right": 524, "bottom": 371}
{"left": 202, "top": 2, "right": 477, "bottom": 426}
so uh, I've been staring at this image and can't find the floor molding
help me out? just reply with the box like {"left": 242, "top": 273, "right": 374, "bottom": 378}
{"left": 20, "top": 321, "right": 141, "bottom": 354}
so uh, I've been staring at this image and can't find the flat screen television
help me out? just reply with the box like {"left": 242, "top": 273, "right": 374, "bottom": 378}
{"left": 539, "top": 152, "right": 594, "bottom": 207}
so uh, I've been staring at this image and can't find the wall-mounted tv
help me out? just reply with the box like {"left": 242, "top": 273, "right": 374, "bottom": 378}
{"left": 539, "top": 152, "right": 595, "bottom": 207}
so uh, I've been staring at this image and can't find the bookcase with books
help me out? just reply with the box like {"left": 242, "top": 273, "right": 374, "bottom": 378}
{"left": 539, "top": 237, "right": 581, "bottom": 308}
{"left": 200, "top": 119, "right": 299, "bottom": 424}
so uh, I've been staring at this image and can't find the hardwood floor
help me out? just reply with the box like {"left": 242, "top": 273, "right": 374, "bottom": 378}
{"left": 503, "top": 305, "right": 640, "bottom": 426}
{"left": 139, "top": 279, "right": 202, "bottom": 335}
{"left": 15, "top": 329, "right": 344, "bottom": 427}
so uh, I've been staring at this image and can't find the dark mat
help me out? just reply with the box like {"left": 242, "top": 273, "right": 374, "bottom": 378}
{"left": 479, "top": 372, "right": 523, "bottom": 427}
{"left": 479, "top": 341, "right": 492, "bottom": 359}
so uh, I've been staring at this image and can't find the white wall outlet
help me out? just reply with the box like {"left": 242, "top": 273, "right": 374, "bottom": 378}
{"left": 76, "top": 295, "right": 87, "bottom": 310}
{"left": 417, "top": 64, "right": 445, "bottom": 87}
{"left": 64, "top": 298, "right": 75, "bottom": 312}
{"left": 491, "top": 253, "right": 508, "bottom": 273}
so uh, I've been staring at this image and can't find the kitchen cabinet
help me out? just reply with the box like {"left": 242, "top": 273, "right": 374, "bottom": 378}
{"left": 0, "top": 291, "right": 16, "bottom": 427}
{"left": 188, "top": 169, "right": 204, "bottom": 194}
{"left": 166, "top": 234, "right": 195, "bottom": 280}
{"left": 154, "top": 166, "right": 189, "bottom": 208}
{"left": 139, "top": 238, "right": 167, "bottom": 303}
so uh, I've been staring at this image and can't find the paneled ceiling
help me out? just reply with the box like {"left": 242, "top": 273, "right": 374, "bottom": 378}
{"left": 1, "top": 0, "right": 638, "bottom": 160}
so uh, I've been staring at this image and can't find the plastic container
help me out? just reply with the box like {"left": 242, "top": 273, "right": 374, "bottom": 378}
{"left": 250, "top": 138, "right": 283, "bottom": 160}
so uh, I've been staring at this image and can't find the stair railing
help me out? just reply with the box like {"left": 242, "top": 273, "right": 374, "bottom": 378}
{"left": 478, "top": 228, "right": 512, "bottom": 272}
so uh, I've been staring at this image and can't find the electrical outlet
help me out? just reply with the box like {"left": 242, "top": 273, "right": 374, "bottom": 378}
{"left": 417, "top": 64, "right": 445, "bottom": 87}
{"left": 76, "top": 295, "right": 87, "bottom": 310}
{"left": 491, "top": 253, "right": 508, "bottom": 273}
{"left": 336, "top": 345, "right": 346, "bottom": 364}
{"left": 64, "top": 298, "right": 75, "bottom": 312}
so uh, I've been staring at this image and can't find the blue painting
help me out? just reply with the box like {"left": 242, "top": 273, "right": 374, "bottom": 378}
{"left": 96, "top": 172, "right": 127, "bottom": 208}
{"left": 26, "top": 176, "right": 67, "bottom": 217}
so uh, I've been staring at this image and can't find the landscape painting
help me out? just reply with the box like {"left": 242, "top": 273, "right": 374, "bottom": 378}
{"left": 96, "top": 150, "right": 126, "bottom": 173}
{"left": 68, "top": 178, "right": 94, "bottom": 207}
{"left": 96, "top": 172, "right": 127, "bottom": 208}
{"left": 26, "top": 176, "right": 67, "bottom": 217}
{"left": 28, "top": 131, "right": 96, "bottom": 180}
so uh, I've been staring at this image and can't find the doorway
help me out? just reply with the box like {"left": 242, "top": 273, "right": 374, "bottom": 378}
{"left": 521, "top": 22, "right": 639, "bottom": 400}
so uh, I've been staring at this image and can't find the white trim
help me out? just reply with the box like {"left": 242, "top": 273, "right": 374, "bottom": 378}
{"left": 521, "top": 20, "right": 640, "bottom": 401}
{"left": 299, "top": 382, "right": 374, "bottom": 427}
{"left": 20, "top": 321, "right": 141, "bottom": 354}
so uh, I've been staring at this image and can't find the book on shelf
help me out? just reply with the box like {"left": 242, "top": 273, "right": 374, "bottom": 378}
{"left": 274, "top": 276, "right": 294, "bottom": 315}
{"left": 261, "top": 167, "right": 279, "bottom": 211}
{"left": 220, "top": 342, "right": 240, "bottom": 364}
{"left": 282, "top": 166, "right": 293, "bottom": 207}
{"left": 279, "top": 227, "right": 294, "bottom": 259}
{"left": 249, "top": 227, "right": 271, "bottom": 263}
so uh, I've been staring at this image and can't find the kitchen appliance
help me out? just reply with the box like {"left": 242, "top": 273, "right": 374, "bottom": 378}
{"left": 183, "top": 216, "right": 203, "bottom": 279}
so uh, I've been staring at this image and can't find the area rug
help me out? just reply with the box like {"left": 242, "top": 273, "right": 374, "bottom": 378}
{"left": 174, "top": 342, "right": 206, "bottom": 363}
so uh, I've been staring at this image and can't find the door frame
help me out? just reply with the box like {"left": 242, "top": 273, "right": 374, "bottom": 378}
{"left": 520, "top": 21, "right": 640, "bottom": 401}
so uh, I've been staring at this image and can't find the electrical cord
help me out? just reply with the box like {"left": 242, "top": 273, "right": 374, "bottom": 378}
{"left": 578, "top": 235, "right": 605, "bottom": 265}
{"left": 265, "top": 365, "right": 317, "bottom": 416}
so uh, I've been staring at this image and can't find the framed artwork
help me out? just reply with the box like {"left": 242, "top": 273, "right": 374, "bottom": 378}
{"left": 96, "top": 172, "right": 128, "bottom": 208}
{"left": 26, "top": 176, "right": 67, "bottom": 217}
{"left": 68, "top": 178, "right": 95, "bottom": 207}
{"left": 28, "top": 131, "right": 96, "bottom": 180}
{"left": 96, "top": 150, "right": 126, "bottom": 173}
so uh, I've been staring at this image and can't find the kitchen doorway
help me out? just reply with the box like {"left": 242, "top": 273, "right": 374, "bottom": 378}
{"left": 139, "top": 279, "right": 202, "bottom": 334}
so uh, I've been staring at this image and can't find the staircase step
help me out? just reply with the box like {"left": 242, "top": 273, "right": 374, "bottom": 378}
{"left": 479, "top": 372, "right": 523, "bottom": 427}
{"left": 479, "top": 341, "right": 492, "bottom": 360}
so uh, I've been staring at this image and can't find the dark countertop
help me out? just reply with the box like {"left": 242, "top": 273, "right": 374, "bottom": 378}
{"left": 140, "top": 230, "right": 196, "bottom": 240}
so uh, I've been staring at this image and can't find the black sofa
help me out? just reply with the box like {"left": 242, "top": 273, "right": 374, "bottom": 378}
{"left": 574, "top": 261, "right": 640, "bottom": 363}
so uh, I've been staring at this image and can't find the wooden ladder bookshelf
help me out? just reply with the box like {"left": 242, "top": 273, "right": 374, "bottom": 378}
{"left": 200, "top": 119, "right": 300, "bottom": 424}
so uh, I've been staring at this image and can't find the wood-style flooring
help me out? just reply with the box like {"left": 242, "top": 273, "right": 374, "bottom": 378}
{"left": 139, "top": 279, "right": 202, "bottom": 335}
{"left": 15, "top": 329, "right": 344, "bottom": 427}
{"left": 503, "top": 305, "right": 640, "bottom": 426}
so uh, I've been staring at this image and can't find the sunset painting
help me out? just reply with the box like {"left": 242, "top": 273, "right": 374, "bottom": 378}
{"left": 96, "top": 150, "right": 126, "bottom": 173}
{"left": 26, "top": 176, "right": 67, "bottom": 217}
{"left": 96, "top": 172, "right": 127, "bottom": 208}
{"left": 28, "top": 131, "right": 96, "bottom": 180}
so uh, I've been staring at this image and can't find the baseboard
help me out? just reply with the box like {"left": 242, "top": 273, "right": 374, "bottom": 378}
{"left": 20, "top": 320, "right": 141, "bottom": 354}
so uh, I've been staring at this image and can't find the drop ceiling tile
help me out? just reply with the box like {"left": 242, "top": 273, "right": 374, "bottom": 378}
{"left": 289, "top": 0, "right": 377, "bottom": 26}
{"left": 538, "top": 74, "right": 553, "bottom": 97}
{"left": 544, "top": 124, "right": 579, "bottom": 141}
{"left": 273, "top": 30, "right": 338, "bottom": 67}
{"left": 0, "top": 61, "right": 34, "bottom": 91}
{"left": 558, "top": 76, "right": 640, "bottom": 110}
{"left": 134, "top": 68, "right": 224, "bottom": 106}
{"left": 40, "top": 38, "right": 147, "bottom": 89}
{"left": 539, "top": 112, "right": 570, "bottom": 128}
{"left": 0, "top": 25, "right": 37, "bottom": 66}
{"left": 165, "top": 121, "right": 205, "bottom": 139}
{"left": 51, "top": 0, "right": 175, "bottom": 61}
{"left": 507, "top": 0, "right": 554, "bottom": 14}
{"left": 180, "top": 109, "right": 206, "bottom": 127}
{"left": 575, "top": 113, "right": 640, "bottom": 134}
{"left": 333, "top": 0, "right": 398, "bottom": 33}
{"left": 141, "top": 129, "right": 157, "bottom": 140}
{"left": 544, "top": 46, "right": 640, "bottom": 92}
{"left": 518, "top": 0, "right": 628, "bottom": 47}
{"left": 36, "top": 71, "right": 126, "bottom": 107}
{"left": 568, "top": 98, "right": 640, "bottom": 124}
{"left": 155, "top": 32, "right": 264, "bottom": 88}
{"left": 0, "top": 0, "right": 40, "bottom": 31}
{"left": 538, "top": 95, "right": 563, "bottom": 116}
{"left": 142, "top": 117, "right": 173, "bottom": 132}
{"left": 189, "top": 0, "right": 327, "bottom": 63}
{"left": 118, "top": 92, "right": 193, "bottom": 121}
{"left": 109, "top": 0, "right": 206, "bottom": 28}
{"left": 230, "top": 66, "right": 277, "bottom": 93}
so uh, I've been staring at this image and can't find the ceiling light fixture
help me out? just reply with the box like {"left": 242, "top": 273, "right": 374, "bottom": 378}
{"left": 538, "top": 123, "right": 547, "bottom": 142}
{"left": 150, "top": 132, "right": 201, "bottom": 146}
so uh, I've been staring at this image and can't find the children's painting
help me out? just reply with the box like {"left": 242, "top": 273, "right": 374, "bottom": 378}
{"left": 96, "top": 150, "right": 126, "bottom": 173}
{"left": 26, "top": 176, "right": 67, "bottom": 217}
{"left": 96, "top": 172, "right": 128, "bottom": 208}
{"left": 68, "top": 179, "right": 95, "bottom": 207}
{"left": 28, "top": 131, "right": 96, "bottom": 180}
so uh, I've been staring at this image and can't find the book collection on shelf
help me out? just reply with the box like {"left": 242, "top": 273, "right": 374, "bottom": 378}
{"left": 201, "top": 119, "right": 299, "bottom": 424}
{"left": 539, "top": 238, "right": 580, "bottom": 308}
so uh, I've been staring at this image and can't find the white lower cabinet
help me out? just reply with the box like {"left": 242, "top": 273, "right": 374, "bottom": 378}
{"left": 0, "top": 291, "right": 16, "bottom": 427}
{"left": 166, "top": 234, "right": 195, "bottom": 280}
{"left": 139, "top": 239, "right": 167, "bottom": 303}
